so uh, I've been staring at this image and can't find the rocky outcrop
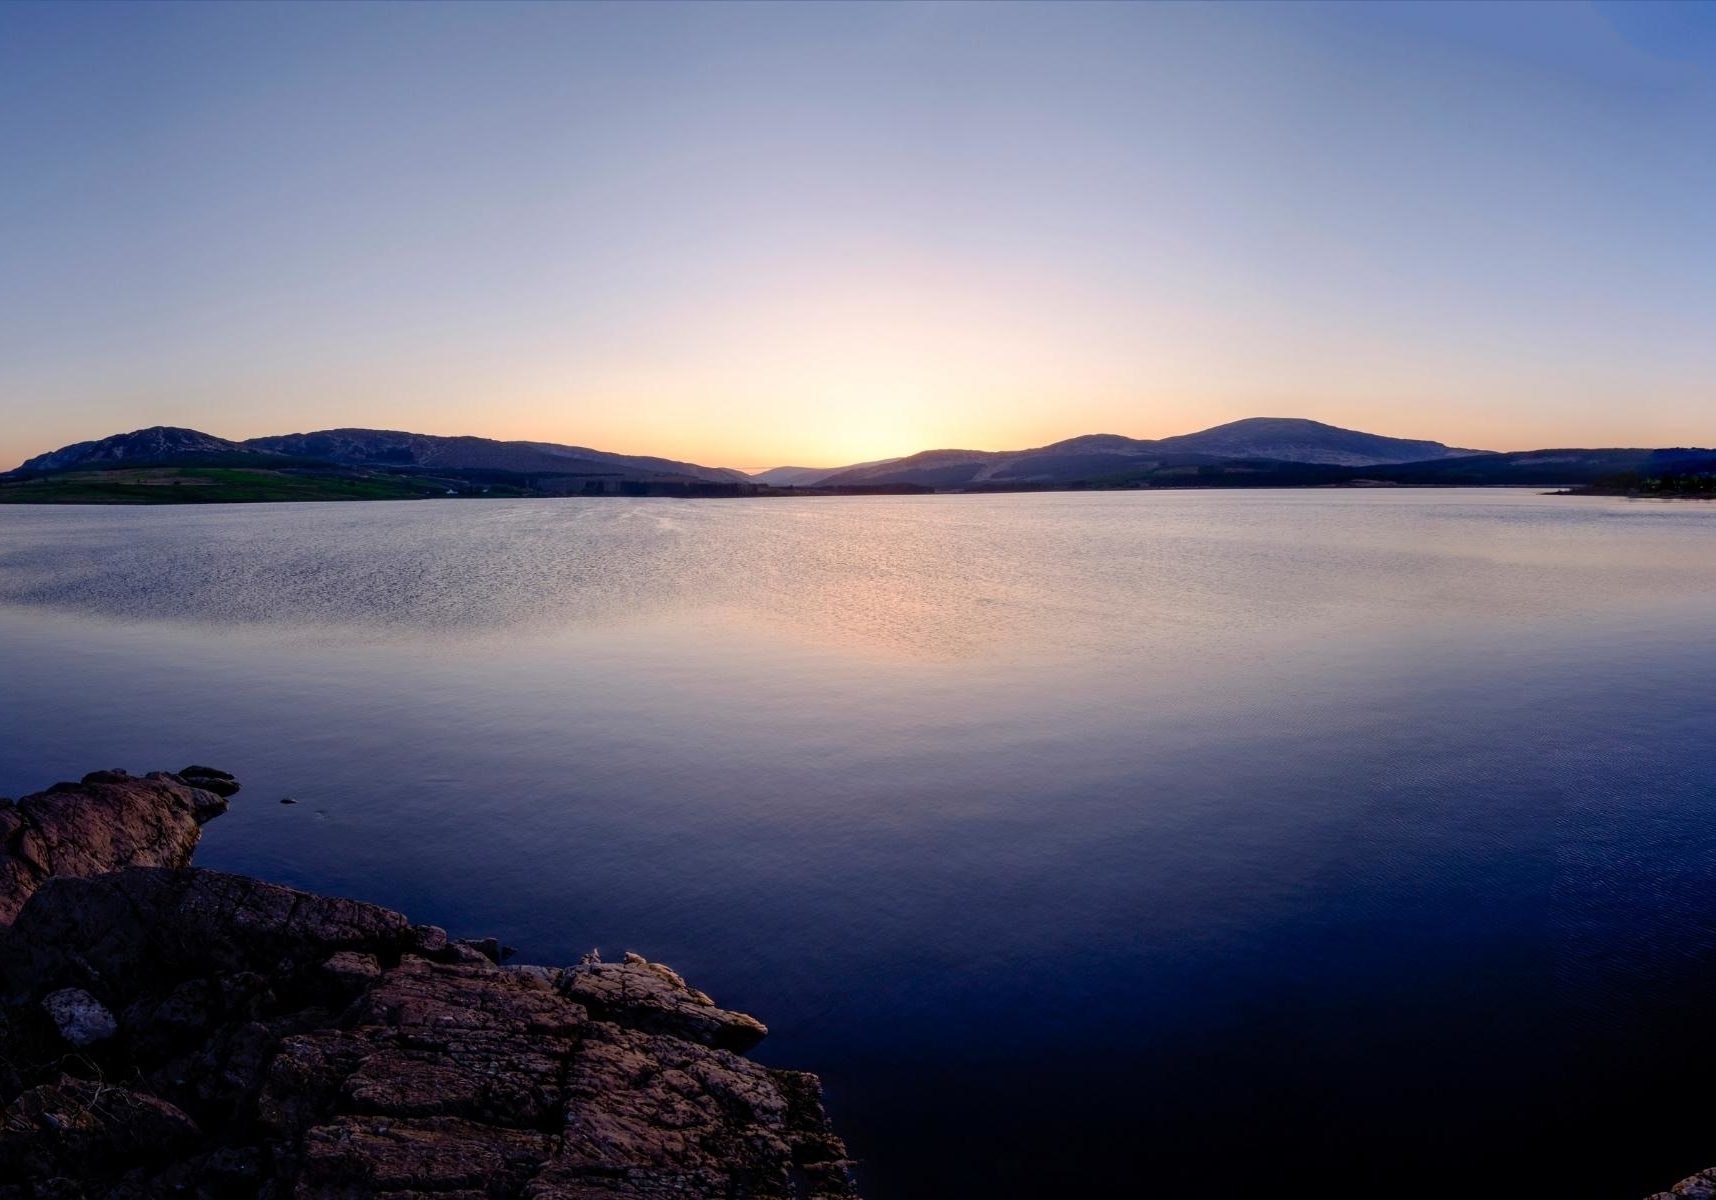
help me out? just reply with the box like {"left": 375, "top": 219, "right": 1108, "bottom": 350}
{"left": 559, "top": 954, "right": 770, "bottom": 1053}
{"left": 1649, "top": 1171, "right": 1716, "bottom": 1199}
{"left": 0, "top": 769, "right": 855, "bottom": 1200}
{"left": 0, "top": 767, "right": 233, "bottom": 923}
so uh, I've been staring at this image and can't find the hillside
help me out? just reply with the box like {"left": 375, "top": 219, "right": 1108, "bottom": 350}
{"left": 8, "top": 420, "right": 1710, "bottom": 503}
{"left": 1359, "top": 448, "right": 1716, "bottom": 487}
{"left": 815, "top": 418, "right": 1483, "bottom": 487}
{"left": 15, "top": 427, "right": 254, "bottom": 472}
{"left": 246, "top": 428, "right": 740, "bottom": 484}
{"left": 1154, "top": 417, "right": 1484, "bottom": 466}
{"left": 749, "top": 458, "right": 902, "bottom": 486}
{"left": 2, "top": 427, "right": 768, "bottom": 502}
{"left": 0, "top": 466, "right": 494, "bottom": 505}
{"left": 12, "top": 426, "right": 741, "bottom": 485}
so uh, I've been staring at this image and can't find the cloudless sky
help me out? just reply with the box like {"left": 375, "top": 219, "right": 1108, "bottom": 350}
{"left": 1, "top": 1, "right": 1712, "bottom": 470}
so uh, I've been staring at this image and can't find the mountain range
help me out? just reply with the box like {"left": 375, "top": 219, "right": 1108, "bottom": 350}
{"left": 10, "top": 417, "right": 1479, "bottom": 482}
{"left": 4, "top": 417, "right": 1712, "bottom": 503}
{"left": 803, "top": 418, "right": 1485, "bottom": 488}
{"left": 15, "top": 425, "right": 745, "bottom": 485}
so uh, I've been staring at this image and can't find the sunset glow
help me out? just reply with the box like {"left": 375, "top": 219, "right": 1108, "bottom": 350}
{"left": 2, "top": 2, "right": 1712, "bottom": 471}
{"left": 9, "top": 5, "right": 1716, "bottom": 1196}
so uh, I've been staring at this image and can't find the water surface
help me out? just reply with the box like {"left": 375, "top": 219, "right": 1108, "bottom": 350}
{"left": 3, "top": 490, "right": 1715, "bottom": 1196}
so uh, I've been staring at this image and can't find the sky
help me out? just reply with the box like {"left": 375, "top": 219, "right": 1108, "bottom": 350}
{"left": 1, "top": 1, "right": 1713, "bottom": 472}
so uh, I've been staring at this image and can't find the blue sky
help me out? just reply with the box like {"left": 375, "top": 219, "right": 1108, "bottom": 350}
{"left": 1, "top": 1, "right": 1711, "bottom": 469}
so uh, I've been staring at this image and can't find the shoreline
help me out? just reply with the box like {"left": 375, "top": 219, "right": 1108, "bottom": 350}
{"left": 0, "top": 767, "right": 857, "bottom": 1198}
{"left": 1550, "top": 487, "right": 1716, "bottom": 500}
{"left": 0, "top": 477, "right": 1609, "bottom": 506}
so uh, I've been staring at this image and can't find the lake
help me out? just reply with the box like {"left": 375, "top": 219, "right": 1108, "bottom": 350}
{"left": 3, "top": 489, "right": 1715, "bottom": 1197}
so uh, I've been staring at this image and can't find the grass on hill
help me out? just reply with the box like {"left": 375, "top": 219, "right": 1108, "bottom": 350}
{"left": 0, "top": 466, "right": 447, "bottom": 504}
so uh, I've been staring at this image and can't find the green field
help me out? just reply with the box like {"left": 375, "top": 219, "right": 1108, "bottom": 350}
{"left": 0, "top": 466, "right": 445, "bottom": 504}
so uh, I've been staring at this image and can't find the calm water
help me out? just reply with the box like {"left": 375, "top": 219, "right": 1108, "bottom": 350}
{"left": 3, "top": 489, "right": 1716, "bottom": 1196}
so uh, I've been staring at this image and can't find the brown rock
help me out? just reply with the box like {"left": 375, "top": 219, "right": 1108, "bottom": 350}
{"left": 3, "top": 866, "right": 415, "bottom": 999}
{"left": 322, "top": 950, "right": 384, "bottom": 987}
{"left": 558, "top": 957, "right": 769, "bottom": 1052}
{"left": 177, "top": 765, "right": 241, "bottom": 798}
{"left": 0, "top": 768, "right": 234, "bottom": 925}
{"left": 299, "top": 1115, "right": 550, "bottom": 1196}
{"left": 0, "top": 1076, "right": 201, "bottom": 1183}
{"left": 0, "top": 770, "right": 857, "bottom": 1199}
{"left": 1649, "top": 1170, "right": 1716, "bottom": 1200}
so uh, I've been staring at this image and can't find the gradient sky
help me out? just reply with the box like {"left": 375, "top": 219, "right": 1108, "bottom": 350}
{"left": 2, "top": 1, "right": 1713, "bottom": 471}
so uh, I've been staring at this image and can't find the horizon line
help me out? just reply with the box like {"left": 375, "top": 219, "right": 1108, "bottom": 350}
{"left": 15, "top": 414, "right": 1716, "bottom": 478}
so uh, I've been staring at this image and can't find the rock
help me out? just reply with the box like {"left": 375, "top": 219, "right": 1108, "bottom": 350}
{"left": 452, "top": 935, "right": 512, "bottom": 964}
{"left": 0, "top": 1077, "right": 201, "bottom": 1183}
{"left": 3, "top": 866, "right": 416, "bottom": 999}
{"left": 0, "top": 768, "right": 858, "bottom": 1199}
{"left": 773, "top": 1067, "right": 859, "bottom": 1197}
{"left": 300, "top": 1115, "right": 550, "bottom": 1196}
{"left": 444, "top": 940, "right": 499, "bottom": 966}
{"left": 322, "top": 950, "right": 383, "bottom": 986}
{"left": 177, "top": 765, "right": 241, "bottom": 798}
{"left": 40, "top": 987, "right": 116, "bottom": 1046}
{"left": 0, "top": 767, "right": 234, "bottom": 924}
{"left": 411, "top": 924, "right": 450, "bottom": 954}
{"left": 1649, "top": 1170, "right": 1716, "bottom": 1199}
{"left": 504, "top": 963, "right": 561, "bottom": 991}
{"left": 559, "top": 956, "right": 769, "bottom": 1052}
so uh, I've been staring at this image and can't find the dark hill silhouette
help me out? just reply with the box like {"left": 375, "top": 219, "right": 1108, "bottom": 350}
{"left": 14, "top": 426, "right": 740, "bottom": 484}
{"left": 814, "top": 418, "right": 1486, "bottom": 487}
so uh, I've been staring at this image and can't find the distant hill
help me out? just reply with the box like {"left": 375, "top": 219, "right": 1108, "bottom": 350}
{"left": 13, "top": 426, "right": 740, "bottom": 485}
{"left": 816, "top": 418, "right": 1484, "bottom": 488}
{"left": 244, "top": 428, "right": 739, "bottom": 483}
{"left": 1354, "top": 447, "right": 1716, "bottom": 486}
{"left": 3, "top": 425, "right": 766, "bottom": 503}
{"left": 9, "top": 419, "right": 1710, "bottom": 504}
{"left": 1557, "top": 451, "right": 1716, "bottom": 497}
{"left": 942, "top": 447, "right": 1716, "bottom": 492}
{"left": 749, "top": 458, "right": 902, "bottom": 486}
{"left": 1154, "top": 417, "right": 1485, "bottom": 466}
{"left": 15, "top": 427, "right": 259, "bottom": 473}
